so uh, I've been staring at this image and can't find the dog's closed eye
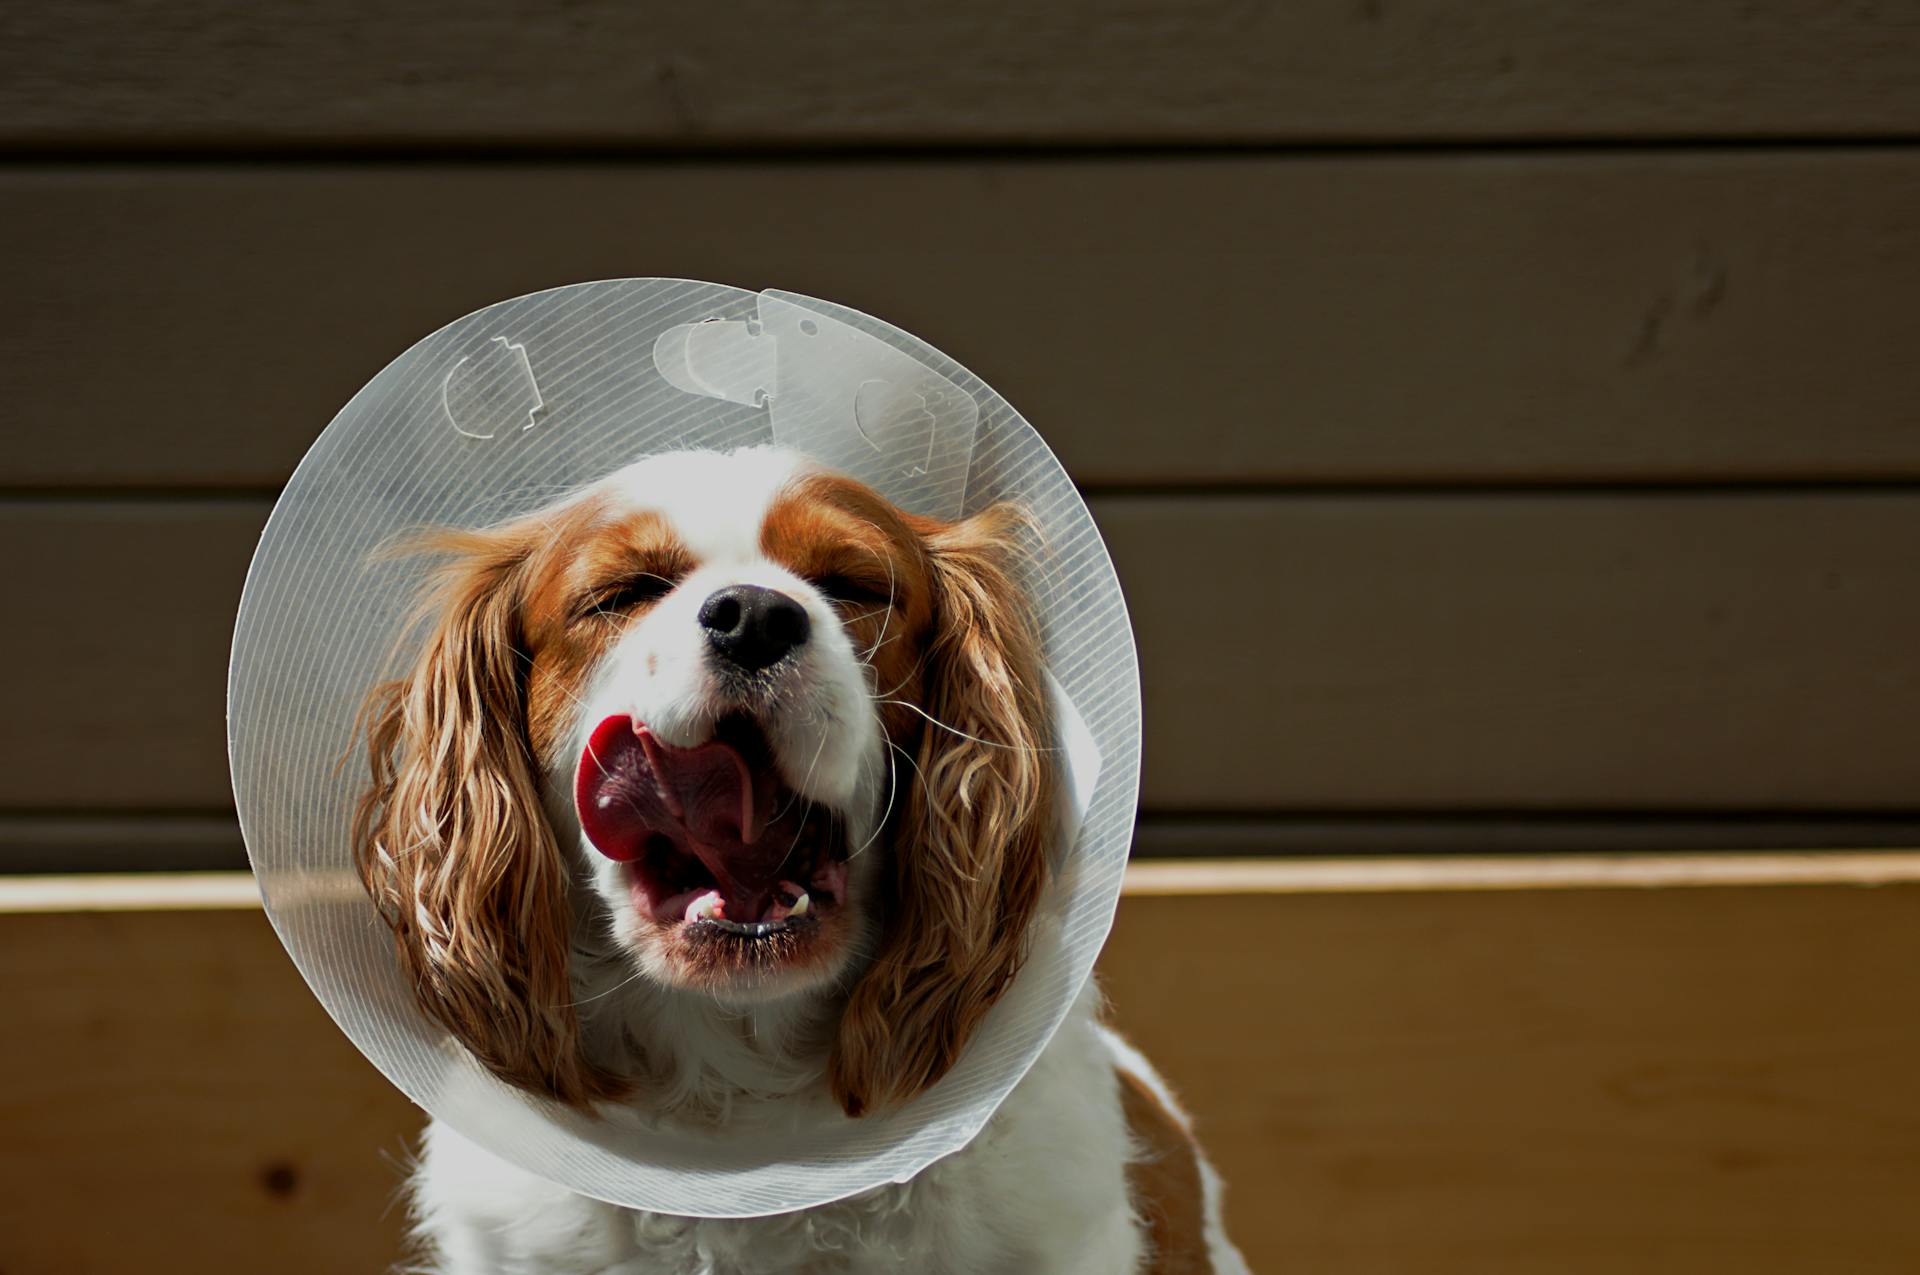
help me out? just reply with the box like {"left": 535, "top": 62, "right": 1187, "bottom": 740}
{"left": 810, "top": 571, "right": 892, "bottom": 608}
{"left": 576, "top": 572, "right": 682, "bottom": 622}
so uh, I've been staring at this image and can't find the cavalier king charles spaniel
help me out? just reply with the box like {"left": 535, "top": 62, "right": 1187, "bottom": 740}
{"left": 352, "top": 447, "right": 1247, "bottom": 1274}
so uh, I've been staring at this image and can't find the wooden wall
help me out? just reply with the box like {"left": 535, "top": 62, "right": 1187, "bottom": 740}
{"left": 5, "top": 11, "right": 1920, "bottom": 1271}
{"left": 9, "top": 859, "right": 1920, "bottom": 1275}
{"left": 3, "top": 3, "right": 1920, "bottom": 866}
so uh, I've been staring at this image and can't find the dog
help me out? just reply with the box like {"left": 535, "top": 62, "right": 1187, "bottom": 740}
{"left": 352, "top": 447, "right": 1249, "bottom": 1274}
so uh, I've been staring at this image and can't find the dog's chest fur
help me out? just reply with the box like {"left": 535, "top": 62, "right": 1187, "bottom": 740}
{"left": 409, "top": 999, "right": 1146, "bottom": 1275}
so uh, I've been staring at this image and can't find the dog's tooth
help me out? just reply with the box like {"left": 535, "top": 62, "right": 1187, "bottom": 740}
{"left": 684, "top": 890, "right": 725, "bottom": 923}
{"left": 789, "top": 891, "right": 811, "bottom": 917}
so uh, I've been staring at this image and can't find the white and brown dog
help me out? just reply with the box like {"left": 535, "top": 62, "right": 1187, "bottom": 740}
{"left": 353, "top": 447, "right": 1248, "bottom": 1274}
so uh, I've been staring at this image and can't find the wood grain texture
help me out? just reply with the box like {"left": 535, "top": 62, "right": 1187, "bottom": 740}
{"left": 6, "top": 869, "right": 1920, "bottom": 1274}
{"left": 3, "top": 1, "right": 1919, "bottom": 147}
{"left": 1099, "top": 878, "right": 1920, "bottom": 1275}
{"left": 8, "top": 492, "right": 1920, "bottom": 812}
{"left": 0, "top": 906, "right": 421, "bottom": 1275}
{"left": 4, "top": 152, "right": 1920, "bottom": 487}
{"left": 1107, "top": 491, "right": 1920, "bottom": 810}
{"left": 1120, "top": 851, "right": 1920, "bottom": 893}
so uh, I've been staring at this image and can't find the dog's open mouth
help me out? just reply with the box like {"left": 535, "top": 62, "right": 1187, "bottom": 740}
{"left": 575, "top": 713, "right": 849, "bottom": 938}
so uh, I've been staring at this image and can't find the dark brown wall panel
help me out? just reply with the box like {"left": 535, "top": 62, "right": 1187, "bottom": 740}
{"left": 2, "top": 500, "right": 263, "bottom": 808}
{"left": 5, "top": 1, "right": 1919, "bottom": 147}
{"left": 4, "top": 153, "right": 1920, "bottom": 489}
{"left": 7, "top": 492, "right": 1919, "bottom": 813}
{"left": 1110, "top": 492, "right": 1920, "bottom": 810}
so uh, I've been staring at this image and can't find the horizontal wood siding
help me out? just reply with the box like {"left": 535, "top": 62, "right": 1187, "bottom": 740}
{"left": 8, "top": 2, "right": 1917, "bottom": 859}
{"left": 5, "top": 493, "right": 1920, "bottom": 813}
{"left": 4, "top": 154, "right": 1919, "bottom": 488}
{"left": 5, "top": 2, "right": 1920, "bottom": 147}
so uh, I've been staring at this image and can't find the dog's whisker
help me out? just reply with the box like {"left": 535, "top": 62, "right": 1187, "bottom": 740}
{"left": 848, "top": 741, "right": 913, "bottom": 861}
{"left": 873, "top": 699, "right": 1059, "bottom": 753}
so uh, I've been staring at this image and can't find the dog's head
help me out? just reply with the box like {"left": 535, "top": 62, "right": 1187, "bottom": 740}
{"left": 352, "top": 448, "right": 1057, "bottom": 1118}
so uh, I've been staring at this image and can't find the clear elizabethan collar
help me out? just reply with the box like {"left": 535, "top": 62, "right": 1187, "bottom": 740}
{"left": 228, "top": 280, "right": 1141, "bottom": 1217}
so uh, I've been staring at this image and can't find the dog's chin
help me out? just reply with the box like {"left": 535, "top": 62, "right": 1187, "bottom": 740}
{"left": 626, "top": 906, "right": 863, "bottom": 1002}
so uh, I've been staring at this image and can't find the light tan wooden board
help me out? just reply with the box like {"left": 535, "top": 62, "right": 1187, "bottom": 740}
{"left": 6, "top": 862, "right": 1920, "bottom": 1274}
{"left": 1100, "top": 872, "right": 1920, "bottom": 1275}
{"left": 4, "top": 1, "right": 1920, "bottom": 146}
{"left": 0, "top": 905, "right": 422, "bottom": 1274}
{"left": 4, "top": 152, "right": 1920, "bottom": 488}
{"left": 21, "top": 812, "right": 1920, "bottom": 875}
{"left": 8, "top": 492, "right": 1920, "bottom": 812}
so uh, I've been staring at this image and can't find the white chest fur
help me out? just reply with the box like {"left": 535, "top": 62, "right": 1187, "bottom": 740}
{"left": 409, "top": 996, "right": 1147, "bottom": 1275}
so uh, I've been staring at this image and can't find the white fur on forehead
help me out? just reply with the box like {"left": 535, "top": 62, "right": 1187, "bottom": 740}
{"left": 593, "top": 447, "right": 814, "bottom": 563}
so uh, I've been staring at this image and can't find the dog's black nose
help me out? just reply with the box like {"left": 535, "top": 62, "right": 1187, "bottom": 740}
{"left": 699, "top": 585, "right": 811, "bottom": 671}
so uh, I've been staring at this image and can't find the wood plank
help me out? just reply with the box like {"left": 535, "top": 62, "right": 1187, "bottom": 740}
{"left": 8, "top": 491, "right": 1920, "bottom": 812}
{"left": 1100, "top": 873, "right": 1920, "bottom": 1275}
{"left": 4, "top": 1, "right": 1920, "bottom": 147}
{"left": 1122, "top": 851, "right": 1920, "bottom": 893}
{"left": 1109, "top": 491, "right": 1920, "bottom": 810}
{"left": 19, "top": 812, "right": 1920, "bottom": 875}
{"left": 0, "top": 869, "right": 260, "bottom": 910}
{"left": 0, "top": 814, "right": 249, "bottom": 873}
{"left": 6, "top": 865, "right": 1920, "bottom": 1274}
{"left": 0, "top": 499, "right": 265, "bottom": 809}
{"left": 16, "top": 852, "right": 1920, "bottom": 908}
{"left": 1131, "top": 814, "right": 1920, "bottom": 858}
{"left": 4, "top": 152, "right": 1920, "bottom": 488}
{"left": 0, "top": 905, "right": 421, "bottom": 1274}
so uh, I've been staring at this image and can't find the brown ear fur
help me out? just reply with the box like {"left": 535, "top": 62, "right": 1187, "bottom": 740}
{"left": 829, "top": 504, "right": 1058, "bottom": 1117}
{"left": 351, "top": 528, "right": 621, "bottom": 1109}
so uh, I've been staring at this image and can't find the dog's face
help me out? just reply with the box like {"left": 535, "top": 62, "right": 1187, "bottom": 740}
{"left": 353, "top": 449, "right": 1057, "bottom": 1117}
{"left": 551, "top": 451, "right": 928, "bottom": 999}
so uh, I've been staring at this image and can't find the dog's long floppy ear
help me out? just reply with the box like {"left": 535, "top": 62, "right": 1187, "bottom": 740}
{"left": 831, "top": 503, "right": 1058, "bottom": 1117}
{"left": 351, "top": 526, "right": 621, "bottom": 1110}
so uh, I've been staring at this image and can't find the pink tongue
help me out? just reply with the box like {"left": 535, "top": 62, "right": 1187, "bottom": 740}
{"left": 575, "top": 715, "right": 791, "bottom": 910}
